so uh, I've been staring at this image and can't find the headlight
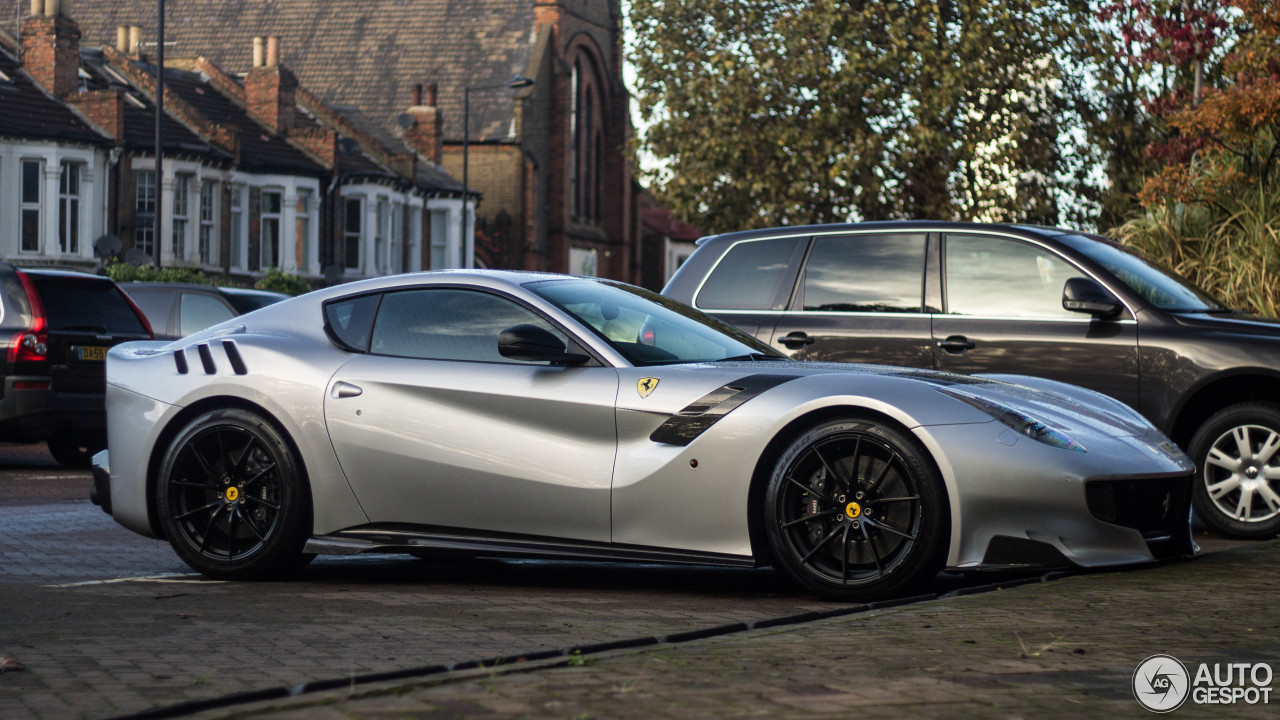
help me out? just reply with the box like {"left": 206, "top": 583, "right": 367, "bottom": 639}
{"left": 937, "top": 387, "right": 1086, "bottom": 452}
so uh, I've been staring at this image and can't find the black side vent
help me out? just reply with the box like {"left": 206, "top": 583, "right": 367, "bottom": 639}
{"left": 221, "top": 341, "right": 248, "bottom": 375}
{"left": 173, "top": 349, "right": 189, "bottom": 374}
{"left": 196, "top": 344, "right": 216, "bottom": 374}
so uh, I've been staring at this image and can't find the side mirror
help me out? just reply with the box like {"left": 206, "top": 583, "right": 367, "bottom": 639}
{"left": 498, "top": 324, "right": 589, "bottom": 365}
{"left": 1062, "top": 277, "right": 1121, "bottom": 317}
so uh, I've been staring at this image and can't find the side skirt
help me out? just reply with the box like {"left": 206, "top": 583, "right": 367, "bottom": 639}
{"left": 304, "top": 524, "right": 759, "bottom": 568}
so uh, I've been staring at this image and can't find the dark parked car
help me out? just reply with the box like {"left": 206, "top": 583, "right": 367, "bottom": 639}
{"left": 664, "top": 221, "right": 1280, "bottom": 539}
{"left": 120, "top": 283, "right": 289, "bottom": 340}
{"left": 0, "top": 264, "right": 153, "bottom": 466}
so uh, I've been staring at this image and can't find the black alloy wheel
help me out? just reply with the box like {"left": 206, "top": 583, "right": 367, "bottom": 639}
{"left": 1189, "top": 402, "right": 1280, "bottom": 539}
{"left": 764, "top": 419, "right": 948, "bottom": 601}
{"left": 156, "top": 408, "right": 313, "bottom": 579}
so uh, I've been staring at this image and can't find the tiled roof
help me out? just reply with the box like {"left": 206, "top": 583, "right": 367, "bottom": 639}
{"left": 78, "top": 48, "right": 228, "bottom": 159}
{"left": 52, "top": 0, "right": 535, "bottom": 143}
{"left": 159, "top": 67, "right": 324, "bottom": 175}
{"left": 0, "top": 45, "right": 111, "bottom": 146}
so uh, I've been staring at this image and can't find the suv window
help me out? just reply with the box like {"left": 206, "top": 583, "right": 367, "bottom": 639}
{"left": 944, "top": 234, "right": 1078, "bottom": 318}
{"left": 370, "top": 289, "right": 565, "bottom": 363}
{"left": 696, "top": 237, "right": 803, "bottom": 310}
{"left": 28, "top": 275, "right": 149, "bottom": 334}
{"left": 800, "top": 234, "right": 926, "bottom": 312}
{"left": 180, "top": 293, "right": 236, "bottom": 336}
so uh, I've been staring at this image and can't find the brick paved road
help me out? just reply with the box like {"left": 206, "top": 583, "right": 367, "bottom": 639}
{"left": 0, "top": 443, "right": 1269, "bottom": 720}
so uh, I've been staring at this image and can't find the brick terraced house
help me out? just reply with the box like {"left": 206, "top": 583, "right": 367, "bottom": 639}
{"left": 1, "top": 1, "right": 468, "bottom": 282}
{"left": 38, "top": 0, "right": 643, "bottom": 281}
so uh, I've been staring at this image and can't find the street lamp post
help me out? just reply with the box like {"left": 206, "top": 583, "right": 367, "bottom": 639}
{"left": 152, "top": 0, "right": 165, "bottom": 266}
{"left": 461, "top": 75, "right": 533, "bottom": 268}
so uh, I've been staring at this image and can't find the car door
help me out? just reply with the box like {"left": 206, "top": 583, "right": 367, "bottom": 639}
{"left": 933, "top": 231, "right": 1141, "bottom": 407}
{"left": 769, "top": 231, "right": 935, "bottom": 367}
{"left": 323, "top": 287, "right": 619, "bottom": 543}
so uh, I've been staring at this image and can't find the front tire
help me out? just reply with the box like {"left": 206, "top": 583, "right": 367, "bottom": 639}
{"left": 156, "top": 408, "right": 314, "bottom": 579}
{"left": 1189, "top": 403, "right": 1280, "bottom": 539}
{"left": 764, "top": 418, "right": 948, "bottom": 601}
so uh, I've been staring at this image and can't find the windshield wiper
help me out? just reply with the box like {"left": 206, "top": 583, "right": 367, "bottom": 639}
{"left": 718, "top": 353, "right": 787, "bottom": 362}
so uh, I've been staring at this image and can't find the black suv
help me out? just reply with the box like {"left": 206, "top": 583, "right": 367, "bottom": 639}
{"left": 664, "top": 221, "right": 1280, "bottom": 539}
{"left": 119, "top": 283, "right": 289, "bottom": 340}
{"left": 0, "top": 265, "right": 153, "bottom": 465}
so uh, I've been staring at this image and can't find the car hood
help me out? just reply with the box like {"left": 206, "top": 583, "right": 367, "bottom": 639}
{"left": 1167, "top": 311, "right": 1280, "bottom": 338}
{"left": 681, "top": 360, "right": 1155, "bottom": 439}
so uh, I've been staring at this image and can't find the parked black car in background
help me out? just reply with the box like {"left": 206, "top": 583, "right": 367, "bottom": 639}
{"left": 664, "top": 221, "right": 1280, "bottom": 539}
{"left": 119, "top": 283, "right": 289, "bottom": 340}
{"left": 0, "top": 264, "right": 153, "bottom": 466}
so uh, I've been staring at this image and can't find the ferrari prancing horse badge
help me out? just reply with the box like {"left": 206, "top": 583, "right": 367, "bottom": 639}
{"left": 637, "top": 377, "right": 659, "bottom": 398}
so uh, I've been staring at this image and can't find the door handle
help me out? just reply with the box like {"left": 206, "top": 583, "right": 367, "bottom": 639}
{"left": 779, "top": 331, "right": 815, "bottom": 349}
{"left": 936, "top": 335, "right": 976, "bottom": 354}
{"left": 331, "top": 381, "right": 363, "bottom": 399}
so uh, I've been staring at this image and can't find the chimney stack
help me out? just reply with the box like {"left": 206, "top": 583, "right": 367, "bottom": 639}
{"left": 21, "top": 0, "right": 81, "bottom": 97}
{"left": 245, "top": 36, "right": 297, "bottom": 132}
{"left": 403, "top": 80, "right": 444, "bottom": 165}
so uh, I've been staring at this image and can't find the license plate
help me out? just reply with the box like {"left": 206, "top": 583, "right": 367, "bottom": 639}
{"left": 75, "top": 346, "right": 108, "bottom": 361}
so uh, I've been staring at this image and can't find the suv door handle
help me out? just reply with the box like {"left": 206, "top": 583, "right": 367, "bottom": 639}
{"left": 779, "top": 331, "right": 815, "bottom": 349}
{"left": 331, "top": 381, "right": 363, "bottom": 399}
{"left": 936, "top": 335, "right": 976, "bottom": 354}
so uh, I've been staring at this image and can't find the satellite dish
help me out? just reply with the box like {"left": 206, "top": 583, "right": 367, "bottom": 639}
{"left": 322, "top": 265, "right": 343, "bottom": 285}
{"left": 93, "top": 234, "right": 123, "bottom": 259}
{"left": 123, "top": 248, "right": 152, "bottom": 266}
{"left": 397, "top": 113, "right": 416, "bottom": 129}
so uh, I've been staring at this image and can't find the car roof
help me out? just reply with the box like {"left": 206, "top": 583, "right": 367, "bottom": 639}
{"left": 694, "top": 220, "right": 1075, "bottom": 247}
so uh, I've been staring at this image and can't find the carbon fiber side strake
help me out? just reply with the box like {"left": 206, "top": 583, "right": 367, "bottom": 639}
{"left": 650, "top": 374, "right": 797, "bottom": 446}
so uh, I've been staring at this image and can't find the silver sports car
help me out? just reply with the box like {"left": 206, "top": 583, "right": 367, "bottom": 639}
{"left": 92, "top": 271, "right": 1194, "bottom": 600}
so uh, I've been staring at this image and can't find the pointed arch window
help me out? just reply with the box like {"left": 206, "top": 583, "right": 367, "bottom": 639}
{"left": 570, "top": 55, "right": 605, "bottom": 224}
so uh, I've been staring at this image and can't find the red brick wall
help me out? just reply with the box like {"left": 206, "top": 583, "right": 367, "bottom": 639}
{"left": 22, "top": 14, "right": 80, "bottom": 98}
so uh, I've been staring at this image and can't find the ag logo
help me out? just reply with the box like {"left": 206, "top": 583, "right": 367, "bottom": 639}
{"left": 1133, "top": 654, "right": 1190, "bottom": 713}
{"left": 637, "top": 377, "right": 659, "bottom": 399}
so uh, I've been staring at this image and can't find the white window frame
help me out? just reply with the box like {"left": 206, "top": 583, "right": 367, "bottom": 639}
{"left": 295, "top": 189, "right": 312, "bottom": 274}
{"left": 199, "top": 179, "right": 218, "bottom": 266}
{"left": 344, "top": 196, "right": 363, "bottom": 272}
{"left": 20, "top": 158, "right": 43, "bottom": 254}
{"left": 58, "top": 161, "right": 82, "bottom": 255}
{"left": 134, "top": 169, "right": 156, "bottom": 258}
{"left": 260, "top": 188, "right": 283, "bottom": 270}
{"left": 229, "top": 183, "right": 246, "bottom": 270}
{"left": 171, "top": 174, "right": 191, "bottom": 262}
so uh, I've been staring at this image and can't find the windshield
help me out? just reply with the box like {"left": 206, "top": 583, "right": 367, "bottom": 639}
{"left": 1055, "top": 234, "right": 1226, "bottom": 312}
{"left": 527, "top": 278, "right": 785, "bottom": 366}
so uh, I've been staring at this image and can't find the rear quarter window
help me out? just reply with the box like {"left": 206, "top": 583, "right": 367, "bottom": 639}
{"left": 324, "top": 293, "right": 381, "bottom": 352}
{"left": 29, "top": 276, "right": 149, "bottom": 334}
{"left": 695, "top": 237, "right": 803, "bottom": 310}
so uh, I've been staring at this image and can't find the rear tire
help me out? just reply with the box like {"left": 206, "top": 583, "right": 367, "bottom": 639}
{"left": 156, "top": 408, "right": 314, "bottom": 579}
{"left": 764, "top": 418, "right": 948, "bottom": 601}
{"left": 1189, "top": 403, "right": 1280, "bottom": 539}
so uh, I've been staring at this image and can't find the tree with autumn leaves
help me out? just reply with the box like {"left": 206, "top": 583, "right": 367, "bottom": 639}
{"left": 630, "top": 0, "right": 1280, "bottom": 312}
{"left": 1116, "top": 0, "right": 1280, "bottom": 314}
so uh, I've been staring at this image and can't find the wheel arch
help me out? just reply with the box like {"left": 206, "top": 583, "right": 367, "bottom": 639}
{"left": 1168, "top": 370, "right": 1280, "bottom": 449}
{"left": 144, "top": 395, "right": 313, "bottom": 539}
{"left": 746, "top": 405, "right": 950, "bottom": 566}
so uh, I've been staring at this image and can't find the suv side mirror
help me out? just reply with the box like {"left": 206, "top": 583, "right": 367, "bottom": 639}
{"left": 1062, "top": 277, "right": 1121, "bottom": 317}
{"left": 498, "top": 324, "right": 589, "bottom": 365}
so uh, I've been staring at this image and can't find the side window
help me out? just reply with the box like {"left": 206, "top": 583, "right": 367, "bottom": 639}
{"left": 127, "top": 290, "right": 175, "bottom": 334}
{"left": 179, "top": 293, "right": 237, "bottom": 336}
{"left": 370, "top": 289, "right": 567, "bottom": 363}
{"left": 945, "top": 234, "right": 1078, "bottom": 318}
{"left": 695, "top": 237, "right": 802, "bottom": 310}
{"left": 324, "top": 294, "right": 381, "bottom": 352}
{"left": 800, "top": 233, "right": 926, "bottom": 312}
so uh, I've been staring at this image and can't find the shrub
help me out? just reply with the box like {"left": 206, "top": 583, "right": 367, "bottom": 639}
{"left": 255, "top": 268, "right": 312, "bottom": 296}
